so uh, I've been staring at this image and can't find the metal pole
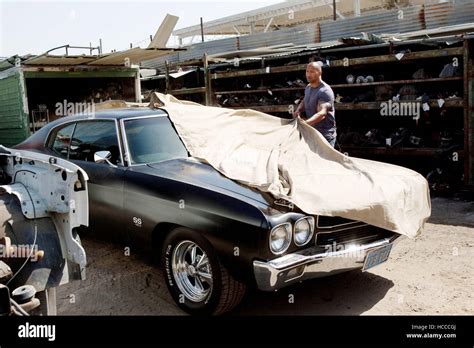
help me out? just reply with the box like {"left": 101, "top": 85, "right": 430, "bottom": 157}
{"left": 354, "top": 0, "right": 361, "bottom": 17}
{"left": 333, "top": 0, "right": 336, "bottom": 21}
{"left": 165, "top": 60, "right": 170, "bottom": 94}
{"left": 203, "top": 53, "right": 211, "bottom": 105}
{"left": 200, "top": 17, "right": 204, "bottom": 42}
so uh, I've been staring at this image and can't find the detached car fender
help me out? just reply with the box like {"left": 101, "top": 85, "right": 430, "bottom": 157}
{"left": 0, "top": 146, "right": 89, "bottom": 291}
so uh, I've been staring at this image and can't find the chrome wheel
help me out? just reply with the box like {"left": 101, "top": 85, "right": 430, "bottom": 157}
{"left": 171, "top": 240, "right": 213, "bottom": 303}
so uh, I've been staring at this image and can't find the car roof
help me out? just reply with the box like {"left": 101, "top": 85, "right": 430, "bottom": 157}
{"left": 67, "top": 107, "right": 169, "bottom": 120}
{"left": 23, "top": 107, "right": 170, "bottom": 140}
{"left": 15, "top": 106, "right": 172, "bottom": 150}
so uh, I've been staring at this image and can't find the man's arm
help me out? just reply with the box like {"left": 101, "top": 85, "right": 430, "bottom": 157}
{"left": 292, "top": 97, "right": 305, "bottom": 118}
{"left": 305, "top": 104, "right": 328, "bottom": 126}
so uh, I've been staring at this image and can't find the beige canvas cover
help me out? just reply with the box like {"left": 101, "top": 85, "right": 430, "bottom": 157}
{"left": 150, "top": 93, "right": 431, "bottom": 238}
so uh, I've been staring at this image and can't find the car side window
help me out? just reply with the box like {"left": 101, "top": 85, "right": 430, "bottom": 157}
{"left": 50, "top": 123, "right": 76, "bottom": 158}
{"left": 68, "top": 121, "right": 121, "bottom": 164}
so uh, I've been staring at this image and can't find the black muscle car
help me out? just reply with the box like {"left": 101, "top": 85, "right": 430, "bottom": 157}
{"left": 15, "top": 107, "right": 400, "bottom": 315}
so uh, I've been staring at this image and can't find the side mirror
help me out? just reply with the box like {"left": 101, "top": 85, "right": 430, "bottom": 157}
{"left": 94, "top": 151, "right": 115, "bottom": 166}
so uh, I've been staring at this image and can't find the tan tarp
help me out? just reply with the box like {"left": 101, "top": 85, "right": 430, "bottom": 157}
{"left": 150, "top": 93, "right": 431, "bottom": 238}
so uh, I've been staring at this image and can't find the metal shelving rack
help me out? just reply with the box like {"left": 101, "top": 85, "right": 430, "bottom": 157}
{"left": 163, "top": 54, "right": 212, "bottom": 105}
{"left": 205, "top": 40, "right": 473, "bottom": 187}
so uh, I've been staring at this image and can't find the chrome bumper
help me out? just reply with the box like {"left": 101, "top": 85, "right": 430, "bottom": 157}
{"left": 253, "top": 235, "right": 401, "bottom": 291}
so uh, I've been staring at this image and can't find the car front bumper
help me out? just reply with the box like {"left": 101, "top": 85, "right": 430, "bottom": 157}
{"left": 253, "top": 235, "right": 401, "bottom": 291}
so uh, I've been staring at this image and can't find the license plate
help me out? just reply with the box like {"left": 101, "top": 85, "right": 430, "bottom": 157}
{"left": 362, "top": 244, "right": 392, "bottom": 271}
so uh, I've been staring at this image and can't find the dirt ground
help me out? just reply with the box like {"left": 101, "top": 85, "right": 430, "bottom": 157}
{"left": 57, "top": 197, "right": 474, "bottom": 315}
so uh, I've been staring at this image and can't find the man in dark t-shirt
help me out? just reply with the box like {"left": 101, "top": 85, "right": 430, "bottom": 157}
{"left": 293, "top": 62, "right": 337, "bottom": 147}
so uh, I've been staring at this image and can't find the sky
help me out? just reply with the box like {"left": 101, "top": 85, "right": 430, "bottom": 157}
{"left": 0, "top": 0, "right": 282, "bottom": 57}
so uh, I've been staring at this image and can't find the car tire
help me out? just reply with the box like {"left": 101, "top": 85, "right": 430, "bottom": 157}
{"left": 161, "top": 227, "right": 245, "bottom": 315}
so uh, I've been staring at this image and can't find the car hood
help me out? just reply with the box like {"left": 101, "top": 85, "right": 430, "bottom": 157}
{"left": 146, "top": 158, "right": 277, "bottom": 209}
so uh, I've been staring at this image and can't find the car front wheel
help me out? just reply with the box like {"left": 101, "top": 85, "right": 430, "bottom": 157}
{"left": 162, "top": 227, "right": 245, "bottom": 315}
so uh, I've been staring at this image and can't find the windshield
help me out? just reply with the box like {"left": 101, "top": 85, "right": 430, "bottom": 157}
{"left": 124, "top": 116, "right": 188, "bottom": 164}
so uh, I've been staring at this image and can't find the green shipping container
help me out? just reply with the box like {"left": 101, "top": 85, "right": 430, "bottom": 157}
{"left": 0, "top": 71, "right": 30, "bottom": 146}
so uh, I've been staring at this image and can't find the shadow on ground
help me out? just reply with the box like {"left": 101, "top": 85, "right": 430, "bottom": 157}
{"left": 232, "top": 270, "right": 394, "bottom": 315}
{"left": 428, "top": 197, "right": 474, "bottom": 227}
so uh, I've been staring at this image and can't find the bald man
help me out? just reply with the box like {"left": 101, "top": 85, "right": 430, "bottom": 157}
{"left": 293, "top": 62, "right": 337, "bottom": 147}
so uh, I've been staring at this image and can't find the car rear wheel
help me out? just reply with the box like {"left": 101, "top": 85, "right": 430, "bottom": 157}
{"left": 161, "top": 227, "right": 245, "bottom": 315}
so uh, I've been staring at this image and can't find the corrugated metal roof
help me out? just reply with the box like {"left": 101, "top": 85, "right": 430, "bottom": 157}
{"left": 143, "top": 28, "right": 332, "bottom": 69}
{"left": 23, "top": 55, "right": 98, "bottom": 66}
{"left": 142, "top": 37, "right": 238, "bottom": 70}
{"left": 210, "top": 40, "right": 343, "bottom": 63}
{"left": 0, "top": 56, "right": 17, "bottom": 71}
{"left": 0, "top": 55, "right": 35, "bottom": 72}
{"left": 90, "top": 48, "right": 179, "bottom": 66}
{"left": 21, "top": 48, "right": 179, "bottom": 67}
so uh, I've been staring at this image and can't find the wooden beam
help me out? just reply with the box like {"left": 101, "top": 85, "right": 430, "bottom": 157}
{"left": 165, "top": 60, "right": 170, "bottom": 93}
{"left": 331, "top": 77, "right": 463, "bottom": 88}
{"left": 211, "top": 47, "right": 464, "bottom": 79}
{"left": 224, "top": 99, "right": 464, "bottom": 112}
{"left": 169, "top": 87, "right": 206, "bottom": 96}
{"left": 203, "top": 53, "right": 212, "bottom": 106}
{"left": 214, "top": 77, "right": 464, "bottom": 93}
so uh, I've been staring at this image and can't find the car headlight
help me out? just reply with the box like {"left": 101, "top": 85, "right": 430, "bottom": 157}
{"left": 269, "top": 223, "right": 292, "bottom": 255}
{"left": 294, "top": 216, "right": 315, "bottom": 246}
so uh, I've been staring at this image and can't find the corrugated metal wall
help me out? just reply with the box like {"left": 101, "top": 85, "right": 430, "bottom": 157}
{"left": 0, "top": 73, "right": 30, "bottom": 146}
{"left": 320, "top": 5, "right": 424, "bottom": 41}
{"left": 178, "top": 37, "right": 238, "bottom": 61}
{"left": 238, "top": 24, "right": 318, "bottom": 50}
{"left": 424, "top": 0, "right": 474, "bottom": 29}
{"left": 143, "top": 1, "right": 474, "bottom": 70}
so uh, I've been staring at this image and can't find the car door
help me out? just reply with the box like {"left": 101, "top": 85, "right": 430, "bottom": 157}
{"left": 49, "top": 119, "right": 127, "bottom": 243}
{"left": 120, "top": 115, "right": 190, "bottom": 250}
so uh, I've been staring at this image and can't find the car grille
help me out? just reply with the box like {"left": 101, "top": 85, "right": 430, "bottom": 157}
{"left": 316, "top": 216, "right": 359, "bottom": 228}
{"left": 315, "top": 225, "right": 394, "bottom": 246}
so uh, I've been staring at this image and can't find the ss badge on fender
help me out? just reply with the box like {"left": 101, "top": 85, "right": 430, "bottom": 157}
{"left": 133, "top": 216, "right": 143, "bottom": 227}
